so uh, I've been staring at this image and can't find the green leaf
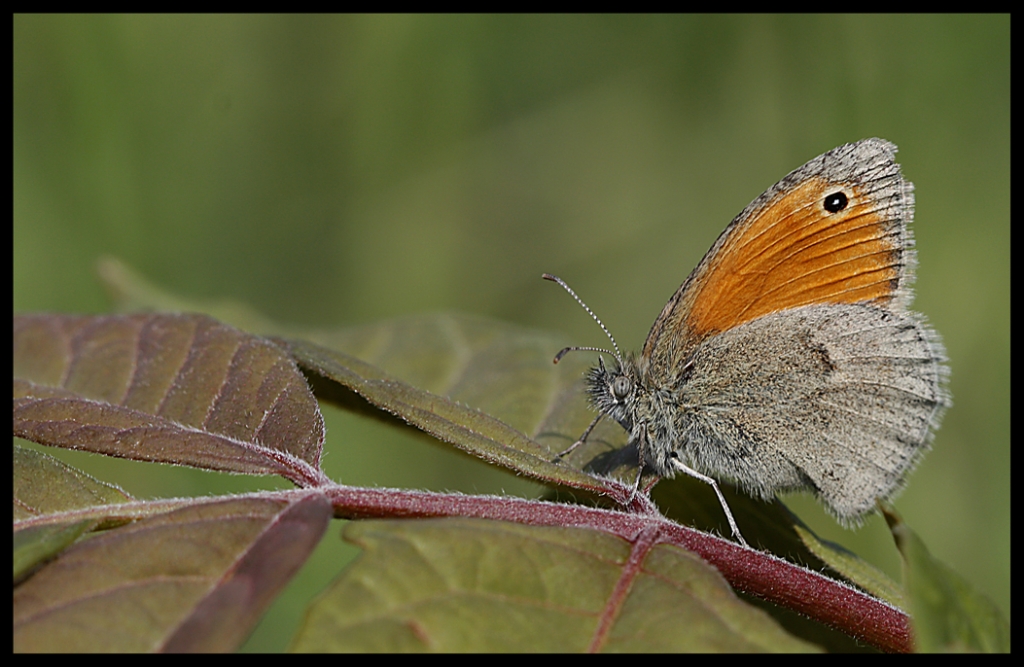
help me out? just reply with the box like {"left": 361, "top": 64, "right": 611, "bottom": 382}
{"left": 99, "top": 258, "right": 625, "bottom": 479}
{"left": 14, "top": 520, "right": 97, "bottom": 586}
{"left": 792, "top": 523, "right": 904, "bottom": 610}
{"left": 293, "top": 517, "right": 819, "bottom": 652}
{"left": 14, "top": 442, "right": 133, "bottom": 519}
{"left": 652, "top": 477, "right": 904, "bottom": 608}
{"left": 281, "top": 335, "right": 612, "bottom": 496}
{"left": 885, "top": 507, "right": 1010, "bottom": 652}
{"left": 14, "top": 443, "right": 135, "bottom": 582}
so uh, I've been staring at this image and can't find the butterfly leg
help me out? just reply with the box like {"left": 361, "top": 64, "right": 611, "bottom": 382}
{"left": 670, "top": 456, "right": 748, "bottom": 547}
{"left": 553, "top": 413, "right": 603, "bottom": 462}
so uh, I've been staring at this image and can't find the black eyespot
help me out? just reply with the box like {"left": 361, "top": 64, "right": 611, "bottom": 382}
{"left": 824, "top": 191, "right": 848, "bottom": 213}
{"left": 612, "top": 376, "right": 630, "bottom": 400}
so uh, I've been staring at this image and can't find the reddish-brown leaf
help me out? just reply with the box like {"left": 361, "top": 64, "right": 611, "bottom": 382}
{"left": 13, "top": 493, "right": 332, "bottom": 652}
{"left": 13, "top": 314, "right": 327, "bottom": 487}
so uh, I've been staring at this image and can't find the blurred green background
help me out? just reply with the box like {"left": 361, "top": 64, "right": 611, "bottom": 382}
{"left": 15, "top": 14, "right": 1008, "bottom": 648}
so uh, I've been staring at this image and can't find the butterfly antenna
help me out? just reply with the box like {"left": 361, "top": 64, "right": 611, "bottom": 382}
{"left": 543, "top": 273, "right": 621, "bottom": 362}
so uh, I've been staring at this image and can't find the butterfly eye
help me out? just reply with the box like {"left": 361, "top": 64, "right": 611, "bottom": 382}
{"left": 611, "top": 376, "right": 631, "bottom": 400}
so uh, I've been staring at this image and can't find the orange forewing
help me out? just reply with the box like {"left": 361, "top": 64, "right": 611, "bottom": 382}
{"left": 646, "top": 176, "right": 904, "bottom": 362}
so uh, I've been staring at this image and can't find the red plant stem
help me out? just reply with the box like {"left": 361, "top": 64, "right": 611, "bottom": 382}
{"left": 325, "top": 484, "right": 912, "bottom": 652}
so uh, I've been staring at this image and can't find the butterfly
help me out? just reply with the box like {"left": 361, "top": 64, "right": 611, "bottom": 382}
{"left": 546, "top": 139, "right": 950, "bottom": 545}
